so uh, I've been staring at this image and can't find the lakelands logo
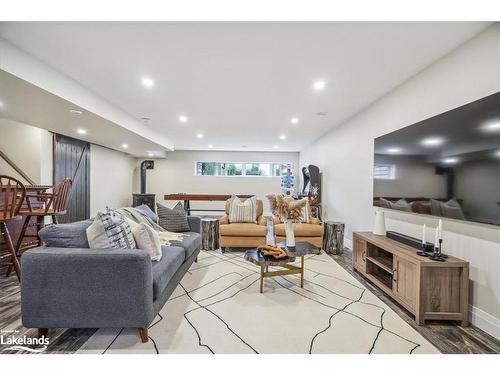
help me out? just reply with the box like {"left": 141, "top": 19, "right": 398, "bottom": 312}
{"left": 0, "top": 330, "right": 49, "bottom": 353}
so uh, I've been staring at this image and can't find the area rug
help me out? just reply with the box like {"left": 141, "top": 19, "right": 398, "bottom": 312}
{"left": 77, "top": 250, "right": 439, "bottom": 354}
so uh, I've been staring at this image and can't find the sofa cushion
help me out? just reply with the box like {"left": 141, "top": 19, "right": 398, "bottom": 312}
{"left": 220, "top": 223, "right": 267, "bottom": 237}
{"left": 157, "top": 202, "right": 191, "bottom": 232}
{"left": 86, "top": 208, "right": 136, "bottom": 249}
{"left": 228, "top": 195, "right": 257, "bottom": 223}
{"left": 274, "top": 223, "right": 324, "bottom": 237}
{"left": 39, "top": 219, "right": 93, "bottom": 248}
{"left": 134, "top": 204, "right": 158, "bottom": 223}
{"left": 169, "top": 232, "right": 201, "bottom": 259}
{"left": 152, "top": 246, "right": 185, "bottom": 299}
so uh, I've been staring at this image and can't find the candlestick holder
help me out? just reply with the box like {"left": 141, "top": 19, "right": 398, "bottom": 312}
{"left": 417, "top": 242, "right": 430, "bottom": 257}
{"left": 430, "top": 239, "right": 447, "bottom": 262}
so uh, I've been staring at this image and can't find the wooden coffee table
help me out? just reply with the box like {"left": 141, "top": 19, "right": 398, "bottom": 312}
{"left": 244, "top": 242, "right": 320, "bottom": 293}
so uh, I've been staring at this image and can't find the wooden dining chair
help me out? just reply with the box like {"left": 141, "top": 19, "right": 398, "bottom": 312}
{"left": 0, "top": 175, "right": 26, "bottom": 281}
{"left": 12, "top": 178, "right": 72, "bottom": 269}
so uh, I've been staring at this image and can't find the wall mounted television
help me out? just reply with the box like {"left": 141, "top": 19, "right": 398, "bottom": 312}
{"left": 374, "top": 92, "right": 500, "bottom": 226}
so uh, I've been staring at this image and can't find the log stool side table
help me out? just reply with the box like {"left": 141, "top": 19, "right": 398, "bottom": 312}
{"left": 323, "top": 221, "right": 345, "bottom": 255}
{"left": 201, "top": 218, "right": 220, "bottom": 250}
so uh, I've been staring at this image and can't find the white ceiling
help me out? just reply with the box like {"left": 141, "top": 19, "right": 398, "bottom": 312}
{"left": 0, "top": 22, "right": 491, "bottom": 152}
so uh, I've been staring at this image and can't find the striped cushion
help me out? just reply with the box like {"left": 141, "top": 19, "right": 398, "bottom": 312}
{"left": 228, "top": 195, "right": 257, "bottom": 223}
{"left": 86, "top": 208, "right": 136, "bottom": 249}
{"left": 157, "top": 202, "right": 191, "bottom": 232}
{"left": 302, "top": 202, "right": 310, "bottom": 223}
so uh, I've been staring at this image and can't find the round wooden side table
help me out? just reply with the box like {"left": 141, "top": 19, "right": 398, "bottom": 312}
{"left": 323, "top": 221, "right": 345, "bottom": 255}
{"left": 201, "top": 218, "right": 220, "bottom": 250}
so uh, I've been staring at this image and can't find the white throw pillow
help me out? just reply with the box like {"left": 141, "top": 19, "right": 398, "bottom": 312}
{"left": 302, "top": 202, "right": 310, "bottom": 223}
{"left": 131, "top": 222, "right": 163, "bottom": 262}
{"left": 228, "top": 195, "right": 257, "bottom": 223}
{"left": 86, "top": 208, "right": 136, "bottom": 249}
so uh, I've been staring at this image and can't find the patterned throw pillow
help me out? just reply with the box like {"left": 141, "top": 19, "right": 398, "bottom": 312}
{"left": 228, "top": 195, "right": 257, "bottom": 223}
{"left": 157, "top": 202, "right": 191, "bottom": 232}
{"left": 86, "top": 208, "right": 136, "bottom": 249}
{"left": 302, "top": 202, "right": 310, "bottom": 223}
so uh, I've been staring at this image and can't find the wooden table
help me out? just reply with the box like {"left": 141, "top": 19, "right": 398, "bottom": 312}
{"left": 244, "top": 242, "right": 320, "bottom": 293}
{"left": 164, "top": 194, "right": 254, "bottom": 215}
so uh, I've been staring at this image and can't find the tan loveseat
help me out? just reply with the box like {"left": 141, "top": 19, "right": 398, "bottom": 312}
{"left": 219, "top": 198, "right": 267, "bottom": 250}
{"left": 273, "top": 216, "right": 324, "bottom": 248}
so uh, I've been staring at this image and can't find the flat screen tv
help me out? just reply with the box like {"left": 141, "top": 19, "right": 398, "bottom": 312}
{"left": 374, "top": 92, "right": 500, "bottom": 226}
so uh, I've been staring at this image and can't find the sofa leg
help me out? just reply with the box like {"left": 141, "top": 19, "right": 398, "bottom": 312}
{"left": 38, "top": 328, "right": 48, "bottom": 338}
{"left": 138, "top": 327, "right": 149, "bottom": 343}
{"left": 194, "top": 256, "right": 198, "bottom": 263}
{"left": 221, "top": 247, "right": 225, "bottom": 253}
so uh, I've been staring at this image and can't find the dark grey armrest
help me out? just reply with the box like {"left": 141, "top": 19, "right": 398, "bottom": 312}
{"left": 21, "top": 247, "right": 154, "bottom": 329}
{"left": 187, "top": 216, "right": 201, "bottom": 233}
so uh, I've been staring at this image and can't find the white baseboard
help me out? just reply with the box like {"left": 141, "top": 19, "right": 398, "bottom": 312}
{"left": 469, "top": 305, "right": 500, "bottom": 340}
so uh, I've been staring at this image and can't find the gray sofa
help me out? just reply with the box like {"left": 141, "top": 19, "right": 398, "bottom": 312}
{"left": 21, "top": 215, "right": 201, "bottom": 343}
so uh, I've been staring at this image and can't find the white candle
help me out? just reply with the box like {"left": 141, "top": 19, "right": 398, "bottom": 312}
{"left": 438, "top": 219, "right": 443, "bottom": 240}
{"left": 434, "top": 226, "right": 439, "bottom": 249}
{"left": 422, "top": 224, "right": 426, "bottom": 244}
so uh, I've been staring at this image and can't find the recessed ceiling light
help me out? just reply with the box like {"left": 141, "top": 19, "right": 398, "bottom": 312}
{"left": 148, "top": 152, "right": 154, "bottom": 157}
{"left": 273, "top": 145, "right": 279, "bottom": 149}
{"left": 420, "top": 137, "right": 444, "bottom": 147}
{"left": 179, "top": 115, "right": 188, "bottom": 123}
{"left": 387, "top": 147, "right": 401, "bottom": 154}
{"left": 290, "top": 117, "right": 299, "bottom": 125}
{"left": 316, "top": 111, "right": 327, "bottom": 117}
{"left": 76, "top": 129, "right": 87, "bottom": 135}
{"left": 443, "top": 157, "right": 459, "bottom": 164}
{"left": 313, "top": 80, "right": 326, "bottom": 91}
{"left": 69, "top": 109, "right": 83, "bottom": 115}
{"left": 121, "top": 143, "right": 129, "bottom": 149}
{"left": 207, "top": 144, "right": 213, "bottom": 149}
{"left": 481, "top": 121, "right": 500, "bottom": 133}
{"left": 196, "top": 133, "right": 204, "bottom": 139}
{"left": 141, "top": 76, "right": 154, "bottom": 88}
{"left": 141, "top": 117, "right": 151, "bottom": 124}
{"left": 241, "top": 145, "right": 247, "bottom": 148}
{"left": 279, "top": 134, "right": 287, "bottom": 140}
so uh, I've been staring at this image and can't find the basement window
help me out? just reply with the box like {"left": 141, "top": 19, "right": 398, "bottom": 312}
{"left": 374, "top": 163, "right": 396, "bottom": 180}
{"left": 195, "top": 162, "right": 292, "bottom": 177}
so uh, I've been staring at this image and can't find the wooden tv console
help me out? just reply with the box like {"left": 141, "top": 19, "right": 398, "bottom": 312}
{"left": 352, "top": 232, "right": 469, "bottom": 326}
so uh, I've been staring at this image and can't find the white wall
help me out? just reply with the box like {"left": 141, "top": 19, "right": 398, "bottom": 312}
{"left": 300, "top": 24, "right": 500, "bottom": 338}
{"left": 0, "top": 119, "right": 52, "bottom": 184}
{"left": 90, "top": 144, "right": 136, "bottom": 216}
{"left": 140, "top": 150, "right": 300, "bottom": 214}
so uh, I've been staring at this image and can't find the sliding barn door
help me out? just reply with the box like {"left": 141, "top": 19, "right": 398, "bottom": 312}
{"left": 53, "top": 134, "right": 90, "bottom": 223}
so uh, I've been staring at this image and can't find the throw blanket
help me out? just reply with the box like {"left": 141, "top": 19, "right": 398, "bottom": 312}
{"left": 117, "top": 207, "right": 186, "bottom": 246}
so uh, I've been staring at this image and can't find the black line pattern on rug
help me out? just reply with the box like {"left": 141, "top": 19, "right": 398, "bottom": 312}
{"left": 308, "top": 289, "right": 366, "bottom": 353}
{"left": 273, "top": 276, "right": 422, "bottom": 353}
{"left": 179, "top": 282, "right": 259, "bottom": 354}
{"left": 149, "top": 335, "right": 159, "bottom": 354}
{"left": 149, "top": 312, "right": 164, "bottom": 330}
{"left": 168, "top": 271, "right": 245, "bottom": 302}
{"left": 102, "top": 328, "right": 124, "bottom": 354}
{"left": 183, "top": 310, "right": 214, "bottom": 353}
